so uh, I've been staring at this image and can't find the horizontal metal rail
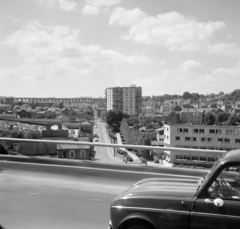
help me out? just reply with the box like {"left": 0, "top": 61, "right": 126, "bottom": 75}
{"left": 0, "top": 137, "right": 227, "bottom": 154}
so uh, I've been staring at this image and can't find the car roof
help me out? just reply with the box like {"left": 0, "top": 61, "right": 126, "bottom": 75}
{"left": 222, "top": 149, "right": 240, "bottom": 164}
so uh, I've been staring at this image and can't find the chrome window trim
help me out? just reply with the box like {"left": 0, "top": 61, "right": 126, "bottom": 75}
{"left": 111, "top": 205, "right": 189, "bottom": 215}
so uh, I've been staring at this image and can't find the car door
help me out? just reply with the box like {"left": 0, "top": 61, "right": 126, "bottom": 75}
{"left": 189, "top": 163, "right": 240, "bottom": 229}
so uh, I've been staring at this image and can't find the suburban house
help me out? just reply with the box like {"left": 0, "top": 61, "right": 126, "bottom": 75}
{"left": 160, "top": 105, "right": 173, "bottom": 113}
{"left": 57, "top": 137, "right": 91, "bottom": 160}
{"left": 0, "top": 104, "right": 12, "bottom": 112}
{"left": 180, "top": 109, "right": 203, "bottom": 125}
{"left": 79, "top": 120, "right": 93, "bottom": 134}
{"left": 57, "top": 115, "right": 71, "bottom": 122}
{"left": 17, "top": 109, "right": 32, "bottom": 118}
{"left": 31, "top": 111, "right": 47, "bottom": 119}
{"left": 19, "top": 128, "right": 69, "bottom": 156}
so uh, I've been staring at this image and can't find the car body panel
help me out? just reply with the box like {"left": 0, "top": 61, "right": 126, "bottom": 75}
{"left": 110, "top": 178, "right": 198, "bottom": 229}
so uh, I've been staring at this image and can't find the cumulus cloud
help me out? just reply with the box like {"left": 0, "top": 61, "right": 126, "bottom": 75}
{"left": 2, "top": 20, "right": 151, "bottom": 84}
{"left": 180, "top": 60, "right": 202, "bottom": 71}
{"left": 82, "top": 4, "right": 99, "bottom": 15}
{"left": 208, "top": 42, "right": 240, "bottom": 56}
{"left": 109, "top": 7, "right": 226, "bottom": 51}
{"left": 213, "top": 63, "right": 240, "bottom": 75}
{"left": 132, "top": 64, "right": 223, "bottom": 95}
{"left": 37, "top": 0, "right": 77, "bottom": 11}
{"left": 82, "top": 0, "right": 122, "bottom": 15}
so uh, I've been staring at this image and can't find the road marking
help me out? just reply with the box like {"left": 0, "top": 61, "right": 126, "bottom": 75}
{"left": 0, "top": 161, "right": 202, "bottom": 178}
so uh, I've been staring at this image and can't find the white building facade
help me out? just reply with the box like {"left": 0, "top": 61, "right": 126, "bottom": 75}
{"left": 160, "top": 105, "right": 173, "bottom": 113}
{"left": 106, "top": 88, "right": 114, "bottom": 111}
{"left": 163, "top": 123, "right": 240, "bottom": 162}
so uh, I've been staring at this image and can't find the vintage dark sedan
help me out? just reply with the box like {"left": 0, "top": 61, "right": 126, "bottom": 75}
{"left": 109, "top": 150, "right": 240, "bottom": 229}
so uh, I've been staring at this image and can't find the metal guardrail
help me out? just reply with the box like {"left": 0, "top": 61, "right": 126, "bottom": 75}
{"left": 0, "top": 137, "right": 227, "bottom": 154}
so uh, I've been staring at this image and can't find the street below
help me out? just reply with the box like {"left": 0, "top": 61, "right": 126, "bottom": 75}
{"left": 93, "top": 120, "right": 122, "bottom": 164}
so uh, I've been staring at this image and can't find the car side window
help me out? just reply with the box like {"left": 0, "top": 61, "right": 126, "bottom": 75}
{"left": 208, "top": 165, "right": 240, "bottom": 199}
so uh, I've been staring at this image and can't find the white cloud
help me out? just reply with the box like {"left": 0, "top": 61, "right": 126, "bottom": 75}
{"left": 82, "top": 0, "right": 122, "bottom": 15}
{"left": 1, "top": 21, "right": 151, "bottom": 87}
{"left": 132, "top": 64, "right": 223, "bottom": 96}
{"left": 109, "top": 7, "right": 226, "bottom": 51}
{"left": 109, "top": 7, "right": 146, "bottom": 26}
{"left": 180, "top": 60, "right": 202, "bottom": 71}
{"left": 208, "top": 42, "right": 240, "bottom": 56}
{"left": 37, "top": 0, "right": 77, "bottom": 11}
{"left": 213, "top": 64, "right": 240, "bottom": 75}
{"left": 82, "top": 5, "right": 99, "bottom": 15}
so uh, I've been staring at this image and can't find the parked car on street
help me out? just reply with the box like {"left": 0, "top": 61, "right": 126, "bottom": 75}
{"left": 109, "top": 149, "right": 240, "bottom": 229}
{"left": 123, "top": 155, "right": 133, "bottom": 163}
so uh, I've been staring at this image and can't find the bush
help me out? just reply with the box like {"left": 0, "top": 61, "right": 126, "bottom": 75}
{"left": 173, "top": 160, "right": 214, "bottom": 169}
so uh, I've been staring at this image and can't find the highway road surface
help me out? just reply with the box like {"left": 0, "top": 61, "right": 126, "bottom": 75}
{"left": 0, "top": 161, "right": 203, "bottom": 229}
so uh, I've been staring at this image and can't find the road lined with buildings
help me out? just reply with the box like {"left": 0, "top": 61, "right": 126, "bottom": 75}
{"left": 93, "top": 120, "right": 122, "bottom": 164}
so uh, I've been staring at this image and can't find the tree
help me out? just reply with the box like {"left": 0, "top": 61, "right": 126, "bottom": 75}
{"left": 223, "top": 113, "right": 240, "bottom": 126}
{"left": 35, "top": 106, "right": 44, "bottom": 112}
{"left": 173, "top": 105, "right": 182, "bottom": 112}
{"left": 13, "top": 105, "right": 21, "bottom": 111}
{"left": 52, "top": 103, "right": 60, "bottom": 108}
{"left": 127, "top": 116, "right": 139, "bottom": 126}
{"left": 182, "top": 91, "right": 192, "bottom": 100}
{"left": 23, "top": 130, "right": 41, "bottom": 139}
{"left": 204, "top": 112, "right": 216, "bottom": 125}
{"left": 21, "top": 104, "right": 31, "bottom": 110}
{"left": 215, "top": 112, "right": 230, "bottom": 125}
{"left": 83, "top": 105, "right": 94, "bottom": 116}
{"left": 191, "top": 93, "right": 200, "bottom": 101}
{"left": 45, "top": 112, "right": 57, "bottom": 119}
{"left": 0, "top": 142, "right": 8, "bottom": 154}
{"left": 211, "top": 104, "right": 218, "bottom": 108}
{"left": 106, "top": 110, "right": 129, "bottom": 131}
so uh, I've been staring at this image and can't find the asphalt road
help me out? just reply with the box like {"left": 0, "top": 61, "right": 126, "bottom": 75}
{"left": 93, "top": 120, "right": 122, "bottom": 164}
{"left": 0, "top": 162, "right": 203, "bottom": 229}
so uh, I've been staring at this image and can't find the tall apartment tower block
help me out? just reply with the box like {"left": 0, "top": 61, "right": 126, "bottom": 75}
{"left": 105, "top": 85, "right": 142, "bottom": 116}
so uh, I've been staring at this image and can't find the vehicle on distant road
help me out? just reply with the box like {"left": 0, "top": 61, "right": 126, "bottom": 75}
{"left": 123, "top": 155, "right": 133, "bottom": 163}
{"left": 109, "top": 149, "right": 240, "bottom": 229}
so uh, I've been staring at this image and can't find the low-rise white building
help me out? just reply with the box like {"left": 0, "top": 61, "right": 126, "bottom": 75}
{"left": 160, "top": 105, "right": 173, "bottom": 113}
{"left": 163, "top": 123, "right": 240, "bottom": 162}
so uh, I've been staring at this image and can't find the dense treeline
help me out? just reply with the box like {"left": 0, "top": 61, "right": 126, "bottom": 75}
{"left": 204, "top": 110, "right": 240, "bottom": 126}
{"left": 105, "top": 110, "right": 129, "bottom": 131}
{"left": 142, "top": 89, "right": 240, "bottom": 102}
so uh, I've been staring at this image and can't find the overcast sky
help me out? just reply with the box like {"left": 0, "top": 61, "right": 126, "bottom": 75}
{"left": 1, "top": 0, "right": 240, "bottom": 98}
